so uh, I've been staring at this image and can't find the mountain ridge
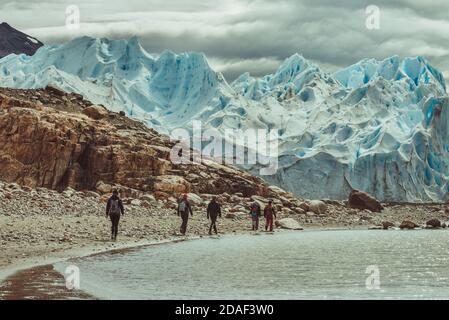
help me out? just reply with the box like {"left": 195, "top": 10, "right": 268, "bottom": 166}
{"left": 0, "top": 22, "right": 43, "bottom": 59}
{"left": 0, "top": 35, "right": 448, "bottom": 202}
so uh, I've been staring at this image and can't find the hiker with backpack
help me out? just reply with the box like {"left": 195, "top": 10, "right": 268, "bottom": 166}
{"left": 249, "top": 201, "right": 261, "bottom": 231}
{"left": 207, "top": 196, "right": 222, "bottom": 235}
{"left": 264, "top": 200, "right": 277, "bottom": 232}
{"left": 106, "top": 189, "right": 125, "bottom": 241}
{"left": 178, "top": 194, "right": 193, "bottom": 235}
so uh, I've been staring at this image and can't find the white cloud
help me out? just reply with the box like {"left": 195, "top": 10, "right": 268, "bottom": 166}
{"left": 0, "top": 0, "right": 448, "bottom": 82}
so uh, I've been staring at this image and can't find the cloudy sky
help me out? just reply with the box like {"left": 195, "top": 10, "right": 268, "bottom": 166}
{"left": 1, "top": 0, "right": 449, "bottom": 82}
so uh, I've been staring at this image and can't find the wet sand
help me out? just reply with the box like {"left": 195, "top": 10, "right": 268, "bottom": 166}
{"left": 0, "top": 264, "right": 94, "bottom": 300}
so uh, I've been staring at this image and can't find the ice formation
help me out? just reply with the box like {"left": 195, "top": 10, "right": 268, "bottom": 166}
{"left": 0, "top": 37, "right": 448, "bottom": 202}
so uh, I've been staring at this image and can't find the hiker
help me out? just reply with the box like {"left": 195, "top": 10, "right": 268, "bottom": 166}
{"left": 249, "top": 201, "right": 261, "bottom": 231}
{"left": 178, "top": 194, "right": 193, "bottom": 235}
{"left": 264, "top": 200, "right": 277, "bottom": 232}
{"left": 207, "top": 196, "right": 222, "bottom": 235}
{"left": 106, "top": 189, "right": 125, "bottom": 240}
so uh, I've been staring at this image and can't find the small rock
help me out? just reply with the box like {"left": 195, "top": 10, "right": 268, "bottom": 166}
{"left": 82, "top": 105, "right": 109, "bottom": 120}
{"left": 282, "top": 207, "right": 293, "bottom": 214}
{"left": 131, "top": 199, "right": 142, "bottom": 206}
{"left": 426, "top": 219, "right": 441, "bottom": 229}
{"left": 275, "top": 218, "right": 303, "bottom": 230}
{"left": 298, "top": 202, "right": 309, "bottom": 212}
{"left": 348, "top": 190, "right": 383, "bottom": 212}
{"left": 309, "top": 200, "right": 327, "bottom": 215}
{"left": 84, "top": 191, "right": 100, "bottom": 198}
{"left": 292, "top": 207, "right": 306, "bottom": 214}
{"left": 186, "top": 193, "right": 202, "bottom": 206}
{"left": 140, "top": 194, "right": 156, "bottom": 202}
{"left": 382, "top": 221, "right": 395, "bottom": 230}
{"left": 62, "top": 187, "right": 76, "bottom": 198}
{"left": 399, "top": 220, "right": 419, "bottom": 230}
{"left": 96, "top": 181, "right": 113, "bottom": 194}
{"left": 141, "top": 200, "right": 152, "bottom": 208}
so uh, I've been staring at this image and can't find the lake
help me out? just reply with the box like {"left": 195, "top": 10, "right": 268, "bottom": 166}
{"left": 54, "top": 229, "right": 449, "bottom": 299}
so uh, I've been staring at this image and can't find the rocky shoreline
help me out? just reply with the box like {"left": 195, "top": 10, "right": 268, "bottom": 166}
{"left": 1, "top": 181, "right": 449, "bottom": 284}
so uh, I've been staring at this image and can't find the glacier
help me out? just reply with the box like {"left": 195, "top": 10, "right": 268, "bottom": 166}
{"left": 0, "top": 36, "right": 448, "bottom": 202}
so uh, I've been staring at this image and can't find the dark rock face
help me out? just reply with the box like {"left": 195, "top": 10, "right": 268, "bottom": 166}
{"left": 0, "top": 23, "right": 43, "bottom": 59}
{"left": 0, "top": 87, "right": 282, "bottom": 200}
{"left": 348, "top": 190, "right": 383, "bottom": 212}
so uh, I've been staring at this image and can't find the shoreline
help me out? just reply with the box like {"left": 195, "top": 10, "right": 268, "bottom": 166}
{"left": 0, "top": 234, "right": 209, "bottom": 300}
{"left": 0, "top": 226, "right": 348, "bottom": 283}
{"left": 0, "top": 236, "right": 195, "bottom": 284}
{"left": 0, "top": 224, "right": 365, "bottom": 282}
{"left": 0, "top": 227, "right": 358, "bottom": 299}
{"left": 1, "top": 184, "right": 448, "bottom": 299}
{"left": 0, "top": 221, "right": 445, "bottom": 283}
{"left": 1, "top": 226, "right": 444, "bottom": 300}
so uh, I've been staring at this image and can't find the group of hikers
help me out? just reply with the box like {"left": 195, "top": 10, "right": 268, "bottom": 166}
{"left": 106, "top": 190, "right": 277, "bottom": 240}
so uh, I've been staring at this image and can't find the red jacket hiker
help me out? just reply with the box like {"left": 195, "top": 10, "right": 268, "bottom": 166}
{"left": 264, "top": 201, "right": 277, "bottom": 232}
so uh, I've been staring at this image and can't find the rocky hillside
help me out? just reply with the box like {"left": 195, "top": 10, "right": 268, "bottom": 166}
{"left": 0, "top": 86, "right": 291, "bottom": 203}
{"left": 0, "top": 23, "right": 43, "bottom": 59}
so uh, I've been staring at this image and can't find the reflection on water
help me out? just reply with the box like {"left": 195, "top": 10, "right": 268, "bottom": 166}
{"left": 54, "top": 230, "right": 449, "bottom": 299}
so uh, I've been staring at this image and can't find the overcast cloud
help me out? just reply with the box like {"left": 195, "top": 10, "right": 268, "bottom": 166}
{"left": 1, "top": 0, "right": 448, "bottom": 82}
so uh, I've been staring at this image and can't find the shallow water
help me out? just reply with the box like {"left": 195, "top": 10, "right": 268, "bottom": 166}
{"left": 54, "top": 230, "right": 449, "bottom": 299}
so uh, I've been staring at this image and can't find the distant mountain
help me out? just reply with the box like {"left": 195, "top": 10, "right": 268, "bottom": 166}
{"left": 0, "top": 22, "right": 43, "bottom": 59}
{"left": 0, "top": 36, "right": 448, "bottom": 202}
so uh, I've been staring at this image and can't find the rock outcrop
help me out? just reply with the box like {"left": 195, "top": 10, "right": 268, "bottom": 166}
{"left": 348, "top": 190, "right": 383, "bottom": 212}
{"left": 0, "top": 87, "right": 285, "bottom": 200}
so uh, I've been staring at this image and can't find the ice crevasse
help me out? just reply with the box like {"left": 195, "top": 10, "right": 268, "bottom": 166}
{"left": 0, "top": 38, "right": 448, "bottom": 202}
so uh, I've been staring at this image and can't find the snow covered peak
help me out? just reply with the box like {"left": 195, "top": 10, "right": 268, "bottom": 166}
{"left": 335, "top": 55, "right": 446, "bottom": 92}
{"left": 0, "top": 36, "right": 233, "bottom": 131}
{"left": 154, "top": 50, "right": 215, "bottom": 78}
{"left": 268, "top": 53, "right": 312, "bottom": 85}
{"left": 232, "top": 53, "right": 330, "bottom": 101}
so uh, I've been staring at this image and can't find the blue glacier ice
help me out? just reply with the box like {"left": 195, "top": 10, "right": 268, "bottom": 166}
{"left": 0, "top": 37, "right": 448, "bottom": 202}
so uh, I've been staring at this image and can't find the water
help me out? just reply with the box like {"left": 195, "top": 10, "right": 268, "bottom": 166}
{"left": 55, "top": 230, "right": 449, "bottom": 299}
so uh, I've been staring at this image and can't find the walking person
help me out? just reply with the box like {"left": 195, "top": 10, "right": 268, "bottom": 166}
{"left": 249, "top": 201, "right": 261, "bottom": 231}
{"left": 178, "top": 194, "right": 193, "bottom": 235}
{"left": 106, "top": 189, "right": 125, "bottom": 241}
{"left": 264, "top": 200, "right": 277, "bottom": 232}
{"left": 207, "top": 196, "right": 222, "bottom": 235}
